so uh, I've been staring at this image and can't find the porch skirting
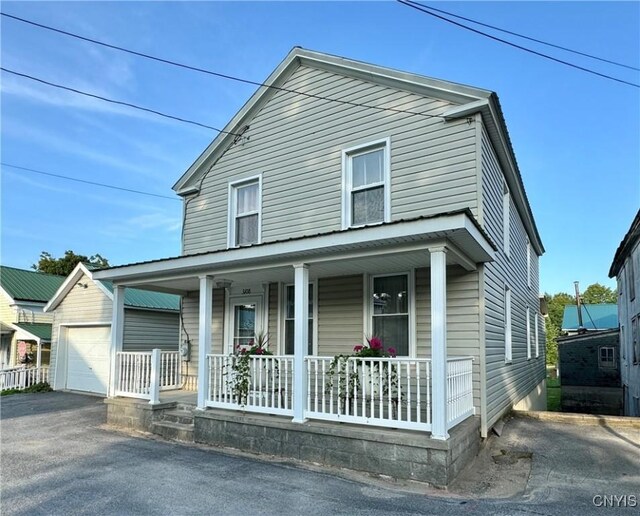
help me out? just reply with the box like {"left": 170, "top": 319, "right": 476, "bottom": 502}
{"left": 193, "top": 410, "right": 480, "bottom": 487}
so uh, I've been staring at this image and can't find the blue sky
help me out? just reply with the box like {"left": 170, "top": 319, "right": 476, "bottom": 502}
{"left": 1, "top": 1, "right": 638, "bottom": 295}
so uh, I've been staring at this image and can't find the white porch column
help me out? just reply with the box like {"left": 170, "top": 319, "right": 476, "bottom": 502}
{"left": 36, "top": 340, "right": 42, "bottom": 368}
{"left": 108, "top": 285, "right": 125, "bottom": 397}
{"left": 430, "top": 247, "right": 449, "bottom": 440}
{"left": 197, "top": 275, "right": 213, "bottom": 410}
{"left": 292, "top": 263, "right": 309, "bottom": 423}
{"left": 148, "top": 348, "right": 161, "bottom": 405}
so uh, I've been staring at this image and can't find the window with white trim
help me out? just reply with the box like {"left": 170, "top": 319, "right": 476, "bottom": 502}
{"left": 503, "top": 184, "right": 510, "bottom": 258}
{"left": 535, "top": 313, "right": 539, "bottom": 358}
{"left": 527, "top": 239, "right": 531, "bottom": 288}
{"left": 283, "top": 284, "right": 314, "bottom": 355}
{"left": 343, "top": 139, "right": 390, "bottom": 228}
{"left": 632, "top": 316, "right": 639, "bottom": 364}
{"left": 598, "top": 346, "right": 616, "bottom": 369}
{"left": 228, "top": 177, "right": 261, "bottom": 247}
{"left": 371, "top": 274, "right": 409, "bottom": 356}
{"left": 628, "top": 261, "right": 636, "bottom": 301}
{"left": 526, "top": 306, "right": 531, "bottom": 359}
{"left": 504, "top": 286, "right": 512, "bottom": 363}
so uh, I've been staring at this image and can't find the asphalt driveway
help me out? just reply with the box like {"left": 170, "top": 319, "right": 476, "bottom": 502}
{"left": 1, "top": 392, "right": 638, "bottom": 515}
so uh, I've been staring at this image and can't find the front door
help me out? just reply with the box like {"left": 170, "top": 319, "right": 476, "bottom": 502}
{"left": 226, "top": 295, "right": 264, "bottom": 354}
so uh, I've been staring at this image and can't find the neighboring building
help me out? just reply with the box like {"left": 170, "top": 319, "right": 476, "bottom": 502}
{"left": 558, "top": 329, "right": 622, "bottom": 415}
{"left": 0, "top": 266, "right": 66, "bottom": 369}
{"left": 609, "top": 209, "right": 640, "bottom": 416}
{"left": 561, "top": 304, "right": 618, "bottom": 335}
{"left": 44, "top": 263, "right": 181, "bottom": 395}
{"left": 93, "top": 48, "right": 546, "bottom": 485}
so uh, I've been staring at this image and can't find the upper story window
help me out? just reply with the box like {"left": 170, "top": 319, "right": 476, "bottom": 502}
{"left": 503, "top": 183, "right": 510, "bottom": 258}
{"left": 628, "top": 260, "right": 636, "bottom": 301}
{"left": 527, "top": 239, "right": 531, "bottom": 288}
{"left": 342, "top": 138, "right": 391, "bottom": 229}
{"left": 228, "top": 176, "right": 261, "bottom": 247}
{"left": 526, "top": 306, "right": 531, "bottom": 360}
{"left": 504, "top": 285, "right": 512, "bottom": 363}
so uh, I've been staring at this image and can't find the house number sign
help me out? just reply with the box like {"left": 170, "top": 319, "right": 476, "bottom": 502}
{"left": 242, "top": 288, "right": 251, "bottom": 294}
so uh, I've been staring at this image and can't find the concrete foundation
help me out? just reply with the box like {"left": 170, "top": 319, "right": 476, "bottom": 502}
{"left": 105, "top": 397, "right": 482, "bottom": 487}
{"left": 514, "top": 378, "right": 548, "bottom": 411}
{"left": 193, "top": 410, "right": 481, "bottom": 487}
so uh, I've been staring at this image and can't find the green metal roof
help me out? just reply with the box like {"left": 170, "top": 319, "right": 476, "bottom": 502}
{"left": 561, "top": 304, "right": 619, "bottom": 331}
{"left": 14, "top": 322, "right": 52, "bottom": 341}
{"left": 100, "top": 281, "right": 180, "bottom": 311}
{"left": 0, "top": 266, "right": 66, "bottom": 303}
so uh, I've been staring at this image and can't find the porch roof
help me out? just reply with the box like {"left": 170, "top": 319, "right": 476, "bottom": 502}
{"left": 94, "top": 210, "right": 495, "bottom": 292}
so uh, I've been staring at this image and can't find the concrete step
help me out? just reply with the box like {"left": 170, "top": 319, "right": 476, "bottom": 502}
{"left": 151, "top": 420, "right": 194, "bottom": 443}
{"left": 162, "top": 410, "right": 194, "bottom": 425}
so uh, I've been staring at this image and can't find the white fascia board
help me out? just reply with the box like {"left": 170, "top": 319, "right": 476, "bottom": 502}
{"left": 0, "top": 286, "right": 15, "bottom": 305}
{"left": 173, "top": 47, "right": 493, "bottom": 196}
{"left": 444, "top": 97, "right": 544, "bottom": 256}
{"left": 44, "top": 263, "right": 112, "bottom": 312}
{"left": 173, "top": 49, "right": 302, "bottom": 194}
{"left": 94, "top": 212, "right": 492, "bottom": 284}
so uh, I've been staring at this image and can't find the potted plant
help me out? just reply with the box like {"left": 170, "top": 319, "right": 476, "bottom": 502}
{"left": 326, "top": 337, "right": 398, "bottom": 410}
{"left": 227, "top": 331, "right": 274, "bottom": 405}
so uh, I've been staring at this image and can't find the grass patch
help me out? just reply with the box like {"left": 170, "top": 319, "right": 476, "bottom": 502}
{"left": 0, "top": 382, "right": 53, "bottom": 397}
{"left": 546, "top": 374, "right": 561, "bottom": 412}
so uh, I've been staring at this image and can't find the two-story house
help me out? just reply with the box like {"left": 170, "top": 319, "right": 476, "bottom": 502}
{"left": 94, "top": 48, "right": 545, "bottom": 486}
{"left": 0, "top": 266, "right": 65, "bottom": 369}
{"left": 609, "top": 209, "right": 640, "bottom": 416}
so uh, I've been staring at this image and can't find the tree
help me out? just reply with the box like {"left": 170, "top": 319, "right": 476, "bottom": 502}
{"left": 581, "top": 283, "right": 617, "bottom": 304}
{"left": 543, "top": 292, "right": 574, "bottom": 366}
{"left": 32, "top": 251, "right": 110, "bottom": 276}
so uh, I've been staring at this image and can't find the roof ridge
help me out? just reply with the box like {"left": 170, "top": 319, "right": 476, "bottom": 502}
{"left": 0, "top": 265, "right": 66, "bottom": 278}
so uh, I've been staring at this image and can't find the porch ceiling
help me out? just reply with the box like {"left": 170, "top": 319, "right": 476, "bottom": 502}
{"left": 95, "top": 210, "right": 494, "bottom": 294}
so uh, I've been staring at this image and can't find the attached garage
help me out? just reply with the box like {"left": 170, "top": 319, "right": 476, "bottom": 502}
{"left": 46, "top": 263, "right": 180, "bottom": 396}
{"left": 65, "top": 325, "right": 111, "bottom": 395}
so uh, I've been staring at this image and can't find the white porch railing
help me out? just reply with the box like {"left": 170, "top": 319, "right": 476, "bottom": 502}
{"left": 0, "top": 366, "right": 49, "bottom": 391}
{"left": 446, "top": 357, "right": 475, "bottom": 429}
{"left": 206, "top": 354, "right": 294, "bottom": 416}
{"left": 306, "top": 357, "right": 432, "bottom": 431}
{"left": 115, "top": 350, "right": 181, "bottom": 402}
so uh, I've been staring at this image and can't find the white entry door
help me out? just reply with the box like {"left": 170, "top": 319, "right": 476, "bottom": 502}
{"left": 66, "top": 325, "right": 111, "bottom": 395}
{"left": 226, "top": 295, "right": 265, "bottom": 354}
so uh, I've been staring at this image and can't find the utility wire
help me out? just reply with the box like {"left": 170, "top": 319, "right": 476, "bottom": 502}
{"left": 0, "top": 67, "right": 239, "bottom": 134}
{"left": 397, "top": 0, "right": 640, "bottom": 89}
{"left": 0, "top": 11, "right": 445, "bottom": 120}
{"left": 403, "top": 1, "right": 639, "bottom": 72}
{"left": 1, "top": 162, "right": 181, "bottom": 201}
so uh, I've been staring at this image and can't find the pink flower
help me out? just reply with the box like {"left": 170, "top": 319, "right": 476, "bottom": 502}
{"left": 255, "top": 347, "right": 264, "bottom": 355}
{"left": 353, "top": 345, "right": 364, "bottom": 352}
{"left": 369, "top": 337, "right": 383, "bottom": 350}
{"left": 387, "top": 347, "right": 397, "bottom": 357}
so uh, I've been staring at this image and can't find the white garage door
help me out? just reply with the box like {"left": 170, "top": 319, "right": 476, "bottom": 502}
{"left": 66, "top": 326, "right": 111, "bottom": 395}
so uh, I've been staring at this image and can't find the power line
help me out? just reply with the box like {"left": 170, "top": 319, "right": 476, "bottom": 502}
{"left": 0, "top": 11, "right": 445, "bottom": 120}
{"left": 404, "top": 1, "right": 639, "bottom": 72}
{"left": 397, "top": 0, "right": 640, "bottom": 89}
{"left": 1, "top": 162, "right": 181, "bottom": 201}
{"left": 0, "top": 67, "right": 240, "bottom": 134}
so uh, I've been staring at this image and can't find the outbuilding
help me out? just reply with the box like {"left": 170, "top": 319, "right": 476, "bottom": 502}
{"left": 45, "top": 263, "right": 180, "bottom": 395}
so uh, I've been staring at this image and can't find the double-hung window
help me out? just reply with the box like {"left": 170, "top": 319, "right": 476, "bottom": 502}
{"left": 504, "top": 286, "right": 512, "bottom": 363}
{"left": 503, "top": 184, "right": 510, "bottom": 258}
{"left": 284, "top": 284, "right": 314, "bottom": 355}
{"left": 371, "top": 274, "right": 409, "bottom": 356}
{"left": 598, "top": 347, "right": 616, "bottom": 369}
{"left": 343, "top": 139, "right": 390, "bottom": 228}
{"left": 229, "top": 176, "right": 261, "bottom": 247}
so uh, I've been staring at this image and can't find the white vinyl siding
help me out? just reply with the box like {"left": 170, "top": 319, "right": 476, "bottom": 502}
{"left": 535, "top": 313, "right": 539, "bottom": 358}
{"left": 481, "top": 124, "right": 545, "bottom": 432}
{"left": 503, "top": 185, "right": 510, "bottom": 258}
{"left": 182, "top": 64, "right": 479, "bottom": 254}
